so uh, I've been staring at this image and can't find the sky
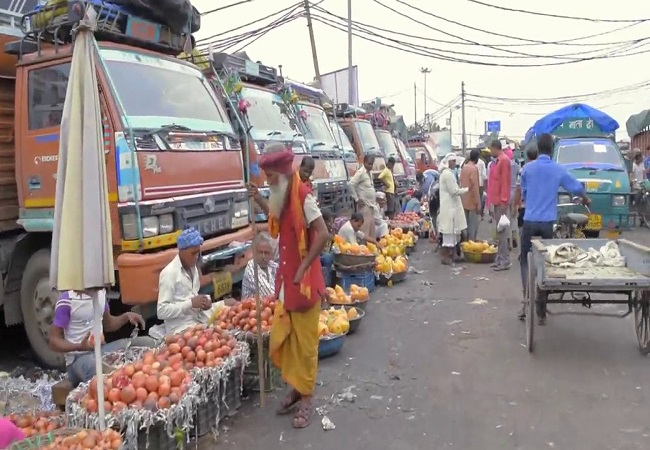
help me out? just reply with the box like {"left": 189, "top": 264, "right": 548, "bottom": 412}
{"left": 194, "top": 0, "right": 650, "bottom": 146}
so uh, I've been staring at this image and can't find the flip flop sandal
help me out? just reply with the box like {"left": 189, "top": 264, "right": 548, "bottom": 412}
{"left": 292, "top": 400, "right": 313, "bottom": 429}
{"left": 276, "top": 390, "right": 300, "bottom": 415}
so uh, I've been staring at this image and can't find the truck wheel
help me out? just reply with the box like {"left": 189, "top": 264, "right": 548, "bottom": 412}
{"left": 20, "top": 249, "right": 64, "bottom": 369}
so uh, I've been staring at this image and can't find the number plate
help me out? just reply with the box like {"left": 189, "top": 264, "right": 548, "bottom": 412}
{"left": 586, "top": 213, "right": 602, "bottom": 230}
{"left": 126, "top": 16, "right": 161, "bottom": 43}
{"left": 212, "top": 271, "right": 233, "bottom": 299}
{"left": 191, "top": 216, "right": 228, "bottom": 235}
{"left": 585, "top": 181, "right": 600, "bottom": 191}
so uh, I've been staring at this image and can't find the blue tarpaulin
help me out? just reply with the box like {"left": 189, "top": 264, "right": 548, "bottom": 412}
{"left": 522, "top": 103, "right": 619, "bottom": 146}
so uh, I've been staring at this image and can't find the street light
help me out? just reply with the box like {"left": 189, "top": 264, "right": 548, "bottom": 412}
{"left": 420, "top": 67, "right": 431, "bottom": 130}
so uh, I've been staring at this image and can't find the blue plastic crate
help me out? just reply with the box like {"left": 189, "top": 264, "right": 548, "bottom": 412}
{"left": 336, "top": 270, "right": 375, "bottom": 293}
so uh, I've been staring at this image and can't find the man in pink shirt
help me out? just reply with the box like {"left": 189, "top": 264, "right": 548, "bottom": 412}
{"left": 488, "top": 140, "right": 512, "bottom": 270}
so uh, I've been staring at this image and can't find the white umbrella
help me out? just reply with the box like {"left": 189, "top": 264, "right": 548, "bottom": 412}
{"left": 50, "top": 7, "right": 113, "bottom": 430}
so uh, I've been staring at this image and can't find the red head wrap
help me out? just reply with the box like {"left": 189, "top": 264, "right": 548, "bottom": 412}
{"left": 258, "top": 150, "right": 294, "bottom": 175}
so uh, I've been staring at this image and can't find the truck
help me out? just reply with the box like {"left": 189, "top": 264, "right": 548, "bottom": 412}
{"left": 330, "top": 118, "right": 359, "bottom": 176}
{"left": 0, "top": 1, "right": 253, "bottom": 368}
{"left": 207, "top": 53, "right": 351, "bottom": 217}
{"left": 279, "top": 79, "right": 353, "bottom": 214}
{"left": 406, "top": 135, "right": 438, "bottom": 173}
{"left": 330, "top": 103, "right": 386, "bottom": 190}
{"left": 522, "top": 103, "right": 632, "bottom": 237}
{"left": 393, "top": 137, "right": 417, "bottom": 188}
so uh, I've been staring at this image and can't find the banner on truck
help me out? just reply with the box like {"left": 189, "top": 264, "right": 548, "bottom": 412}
{"left": 320, "top": 66, "right": 359, "bottom": 106}
{"left": 425, "top": 131, "right": 452, "bottom": 159}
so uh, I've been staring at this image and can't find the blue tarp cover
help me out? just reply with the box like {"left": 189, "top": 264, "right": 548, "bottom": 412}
{"left": 523, "top": 103, "right": 619, "bottom": 146}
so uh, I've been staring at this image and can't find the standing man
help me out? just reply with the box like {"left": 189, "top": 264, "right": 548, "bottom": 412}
{"left": 438, "top": 153, "right": 468, "bottom": 265}
{"left": 349, "top": 154, "right": 381, "bottom": 242}
{"left": 249, "top": 147, "right": 329, "bottom": 429}
{"left": 460, "top": 149, "right": 481, "bottom": 241}
{"left": 520, "top": 133, "right": 589, "bottom": 324}
{"left": 378, "top": 156, "right": 397, "bottom": 218}
{"left": 477, "top": 153, "right": 487, "bottom": 217}
{"left": 299, "top": 156, "right": 316, "bottom": 192}
{"left": 488, "top": 140, "right": 512, "bottom": 271}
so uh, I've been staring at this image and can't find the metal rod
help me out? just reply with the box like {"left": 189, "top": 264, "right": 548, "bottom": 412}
{"left": 461, "top": 81, "right": 467, "bottom": 156}
{"left": 347, "top": 0, "right": 353, "bottom": 104}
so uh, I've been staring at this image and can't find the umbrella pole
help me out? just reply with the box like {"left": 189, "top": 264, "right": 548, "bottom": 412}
{"left": 92, "top": 290, "right": 106, "bottom": 430}
{"left": 250, "top": 236, "right": 266, "bottom": 406}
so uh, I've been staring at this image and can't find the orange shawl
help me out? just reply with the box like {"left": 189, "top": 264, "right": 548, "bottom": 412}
{"left": 268, "top": 172, "right": 312, "bottom": 299}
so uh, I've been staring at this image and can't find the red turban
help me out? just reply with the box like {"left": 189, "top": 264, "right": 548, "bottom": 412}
{"left": 258, "top": 150, "right": 294, "bottom": 175}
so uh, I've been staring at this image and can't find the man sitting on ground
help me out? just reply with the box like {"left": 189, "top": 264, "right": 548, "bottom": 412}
{"left": 242, "top": 232, "right": 278, "bottom": 299}
{"left": 337, "top": 212, "right": 366, "bottom": 245}
{"left": 403, "top": 190, "right": 424, "bottom": 216}
{"left": 50, "top": 291, "right": 152, "bottom": 387}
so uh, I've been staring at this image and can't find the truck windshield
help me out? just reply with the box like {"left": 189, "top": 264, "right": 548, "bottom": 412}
{"left": 556, "top": 141, "right": 625, "bottom": 168}
{"left": 101, "top": 49, "right": 233, "bottom": 136}
{"left": 397, "top": 140, "right": 414, "bottom": 165}
{"left": 331, "top": 120, "right": 354, "bottom": 153}
{"left": 300, "top": 104, "right": 338, "bottom": 151}
{"left": 375, "top": 131, "right": 404, "bottom": 175}
{"left": 354, "top": 120, "right": 381, "bottom": 154}
{"left": 240, "top": 87, "right": 298, "bottom": 142}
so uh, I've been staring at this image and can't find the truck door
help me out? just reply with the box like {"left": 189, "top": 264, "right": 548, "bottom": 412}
{"left": 20, "top": 61, "right": 71, "bottom": 210}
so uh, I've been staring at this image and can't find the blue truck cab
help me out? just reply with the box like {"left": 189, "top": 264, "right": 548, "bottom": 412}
{"left": 523, "top": 104, "right": 632, "bottom": 237}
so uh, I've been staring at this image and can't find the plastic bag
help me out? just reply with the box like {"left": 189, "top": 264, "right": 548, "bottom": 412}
{"left": 497, "top": 214, "right": 510, "bottom": 232}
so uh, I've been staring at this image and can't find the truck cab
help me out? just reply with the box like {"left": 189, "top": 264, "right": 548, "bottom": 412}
{"left": 394, "top": 137, "right": 417, "bottom": 188}
{"left": 1, "top": 1, "right": 252, "bottom": 367}
{"left": 406, "top": 135, "right": 438, "bottom": 173}
{"left": 373, "top": 127, "right": 408, "bottom": 205}
{"left": 280, "top": 79, "right": 352, "bottom": 214}
{"left": 554, "top": 134, "right": 632, "bottom": 236}
{"left": 332, "top": 104, "right": 386, "bottom": 189}
{"left": 330, "top": 119, "right": 358, "bottom": 176}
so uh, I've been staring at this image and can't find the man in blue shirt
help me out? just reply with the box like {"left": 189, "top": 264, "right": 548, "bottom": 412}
{"left": 519, "top": 133, "right": 590, "bottom": 324}
{"left": 645, "top": 145, "right": 650, "bottom": 180}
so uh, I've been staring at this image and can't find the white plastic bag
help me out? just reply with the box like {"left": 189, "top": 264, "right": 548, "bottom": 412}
{"left": 497, "top": 214, "right": 510, "bottom": 232}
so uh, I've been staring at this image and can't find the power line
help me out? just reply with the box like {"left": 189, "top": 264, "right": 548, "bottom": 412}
{"left": 313, "top": 7, "right": 647, "bottom": 61}
{"left": 312, "top": 5, "right": 644, "bottom": 48}
{"left": 200, "top": 0, "right": 254, "bottom": 16}
{"left": 372, "top": 0, "right": 650, "bottom": 57}
{"left": 310, "top": 13, "right": 650, "bottom": 67}
{"left": 465, "top": 0, "right": 650, "bottom": 23}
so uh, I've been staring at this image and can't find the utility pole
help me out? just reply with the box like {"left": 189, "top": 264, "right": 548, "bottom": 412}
{"left": 304, "top": 0, "right": 321, "bottom": 84}
{"left": 347, "top": 0, "right": 354, "bottom": 104}
{"left": 448, "top": 108, "right": 453, "bottom": 143}
{"left": 461, "top": 81, "right": 467, "bottom": 156}
{"left": 420, "top": 67, "right": 431, "bottom": 130}
{"left": 413, "top": 82, "right": 417, "bottom": 129}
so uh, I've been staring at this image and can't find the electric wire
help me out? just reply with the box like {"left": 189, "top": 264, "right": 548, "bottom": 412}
{"left": 312, "top": 4, "right": 644, "bottom": 48}
{"left": 310, "top": 13, "right": 650, "bottom": 67}
{"left": 200, "top": 0, "right": 254, "bottom": 16}
{"left": 465, "top": 0, "right": 650, "bottom": 23}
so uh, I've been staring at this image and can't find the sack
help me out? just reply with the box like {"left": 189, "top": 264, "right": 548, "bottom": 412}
{"left": 497, "top": 214, "right": 510, "bottom": 232}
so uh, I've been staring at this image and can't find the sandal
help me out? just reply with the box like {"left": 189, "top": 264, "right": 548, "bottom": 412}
{"left": 292, "top": 398, "right": 313, "bottom": 429}
{"left": 276, "top": 389, "right": 300, "bottom": 415}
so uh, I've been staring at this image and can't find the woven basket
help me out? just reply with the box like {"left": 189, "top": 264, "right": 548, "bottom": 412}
{"left": 333, "top": 253, "right": 375, "bottom": 267}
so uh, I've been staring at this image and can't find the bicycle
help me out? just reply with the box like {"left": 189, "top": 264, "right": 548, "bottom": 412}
{"left": 631, "top": 179, "right": 650, "bottom": 228}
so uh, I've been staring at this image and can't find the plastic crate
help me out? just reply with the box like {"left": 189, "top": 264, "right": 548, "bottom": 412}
{"left": 193, "top": 400, "right": 220, "bottom": 438}
{"left": 137, "top": 423, "right": 185, "bottom": 450}
{"left": 244, "top": 354, "right": 283, "bottom": 393}
{"left": 220, "top": 365, "right": 242, "bottom": 419}
{"left": 336, "top": 270, "right": 376, "bottom": 293}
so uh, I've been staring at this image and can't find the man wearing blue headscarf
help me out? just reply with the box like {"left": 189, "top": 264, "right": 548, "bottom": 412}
{"left": 156, "top": 227, "right": 216, "bottom": 336}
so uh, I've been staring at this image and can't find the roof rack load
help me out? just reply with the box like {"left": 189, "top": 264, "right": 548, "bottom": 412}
{"left": 281, "top": 78, "right": 331, "bottom": 107}
{"left": 209, "top": 52, "right": 278, "bottom": 86}
{"left": 13, "top": 0, "right": 185, "bottom": 57}
{"left": 328, "top": 102, "right": 366, "bottom": 119}
{"left": 407, "top": 134, "right": 427, "bottom": 142}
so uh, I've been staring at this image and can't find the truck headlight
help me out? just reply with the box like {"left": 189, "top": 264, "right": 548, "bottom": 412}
{"left": 558, "top": 194, "right": 571, "bottom": 204}
{"left": 141, "top": 216, "right": 159, "bottom": 238}
{"left": 121, "top": 213, "right": 139, "bottom": 240}
{"left": 159, "top": 214, "right": 174, "bottom": 234}
{"left": 612, "top": 195, "right": 626, "bottom": 207}
{"left": 233, "top": 201, "right": 249, "bottom": 219}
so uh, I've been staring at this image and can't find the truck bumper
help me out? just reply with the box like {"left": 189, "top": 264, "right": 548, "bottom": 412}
{"left": 117, "top": 225, "right": 255, "bottom": 305}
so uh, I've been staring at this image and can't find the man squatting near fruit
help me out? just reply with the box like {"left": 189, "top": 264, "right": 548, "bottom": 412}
{"left": 50, "top": 291, "right": 153, "bottom": 387}
{"left": 154, "top": 228, "right": 233, "bottom": 339}
{"left": 248, "top": 143, "right": 330, "bottom": 429}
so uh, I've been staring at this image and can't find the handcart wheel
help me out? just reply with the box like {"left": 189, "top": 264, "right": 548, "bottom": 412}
{"left": 525, "top": 252, "right": 536, "bottom": 352}
{"left": 634, "top": 291, "right": 650, "bottom": 355}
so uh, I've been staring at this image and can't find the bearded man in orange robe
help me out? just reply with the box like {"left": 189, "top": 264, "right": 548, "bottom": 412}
{"left": 248, "top": 144, "right": 329, "bottom": 429}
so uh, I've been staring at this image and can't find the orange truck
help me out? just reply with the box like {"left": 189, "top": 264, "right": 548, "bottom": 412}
{"left": 0, "top": 1, "right": 253, "bottom": 367}
{"left": 406, "top": 134, "right": 438, "bottom": 173}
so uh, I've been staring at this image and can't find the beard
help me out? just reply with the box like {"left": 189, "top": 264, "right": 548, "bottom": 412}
{"left": 268, "top": 175, "right": 290, "bottom": 217}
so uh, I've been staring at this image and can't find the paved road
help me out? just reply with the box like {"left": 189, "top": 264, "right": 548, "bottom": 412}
{"left": 1, "top": 224, "right": 649, "bottom": 449}
{"left": 206, "top": 223, "right": 650, "bottom": 450}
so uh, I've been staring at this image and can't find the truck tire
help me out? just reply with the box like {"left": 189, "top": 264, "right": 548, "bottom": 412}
{"left": 20, "top": 249, "right": 65, "bottom": 369}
